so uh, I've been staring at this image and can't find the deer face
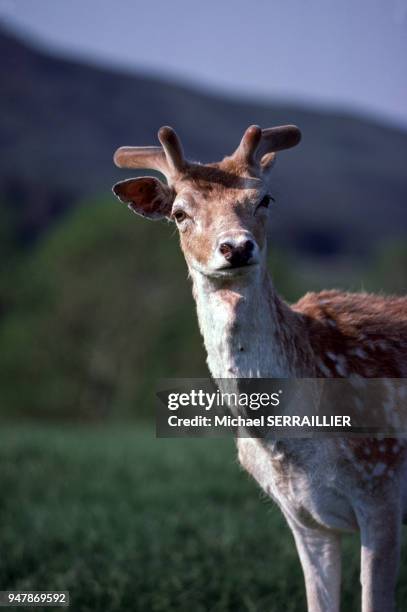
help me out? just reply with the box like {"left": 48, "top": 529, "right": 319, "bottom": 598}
{"left": 113, "top": 125, "right": 301, "bottom": 279}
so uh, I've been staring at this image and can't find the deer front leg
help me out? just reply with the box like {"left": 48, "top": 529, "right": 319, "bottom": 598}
{"left": 289, "top": 522, "right": 342, "bottom": 612}
{"left": 357, "top": 502, "right": 401, "bottom": 612}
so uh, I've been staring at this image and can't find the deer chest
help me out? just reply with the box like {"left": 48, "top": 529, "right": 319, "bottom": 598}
{"left": 237, "top": 437, "right": 358, "bottom": 532}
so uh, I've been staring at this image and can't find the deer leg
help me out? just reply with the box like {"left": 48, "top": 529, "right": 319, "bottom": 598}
{"left": 357, "top": 503, "right": 401, "bottom": 612}
{"left": 289, "top": 523, "right": 342, "bottom": 612}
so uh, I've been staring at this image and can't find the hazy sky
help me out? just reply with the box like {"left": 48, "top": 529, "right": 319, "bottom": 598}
{"left": 1, "top": 0, "right": 407, "bottom": 127}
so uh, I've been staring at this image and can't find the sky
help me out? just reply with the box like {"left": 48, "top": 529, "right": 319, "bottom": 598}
{"left": 1, "top": 0, "right": 407, "bottom": 127}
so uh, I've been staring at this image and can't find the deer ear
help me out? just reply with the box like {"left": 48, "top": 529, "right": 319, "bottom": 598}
{"left": 112, "top": 177, "right": 174, "bottom": 220}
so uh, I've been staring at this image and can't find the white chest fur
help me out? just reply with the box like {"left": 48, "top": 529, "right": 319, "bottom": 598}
{"left": 191, "top": 269, "right": 291, "bottom": 379}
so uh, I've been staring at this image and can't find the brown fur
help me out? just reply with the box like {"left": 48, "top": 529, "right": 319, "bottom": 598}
{"left": 294, "top": 290, "right": 407, "bottom": 378}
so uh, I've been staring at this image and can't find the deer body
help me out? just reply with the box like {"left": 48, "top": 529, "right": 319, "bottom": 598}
{"left": 191, "top": 265, "right": 358, "bottom": 525}
{"left": 113, "top": 124, "right": 407, "bottom": 612}
{"left": 192, "top": 259, "right": 407, "bottom": 612}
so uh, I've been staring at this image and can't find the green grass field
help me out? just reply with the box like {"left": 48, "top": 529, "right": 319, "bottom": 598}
{"left": 0, "top": 425, "right": 406, "bottom": 611}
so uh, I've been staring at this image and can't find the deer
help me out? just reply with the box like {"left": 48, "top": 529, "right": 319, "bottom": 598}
{"left": 112, "top": 125, "right": 407, "bottom": 612}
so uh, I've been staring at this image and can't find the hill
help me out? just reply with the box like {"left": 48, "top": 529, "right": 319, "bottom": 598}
{"left": 1, "top": 26, "right": 407, "bottom": 256}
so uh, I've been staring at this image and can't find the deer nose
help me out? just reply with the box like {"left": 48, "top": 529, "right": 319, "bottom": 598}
{"left": 219, "top": 239, "right": 255, "bottom": 267}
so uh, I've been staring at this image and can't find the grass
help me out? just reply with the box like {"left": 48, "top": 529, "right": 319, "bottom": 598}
{"left": 0, "top": 425, "right": 406, "bottom": 611}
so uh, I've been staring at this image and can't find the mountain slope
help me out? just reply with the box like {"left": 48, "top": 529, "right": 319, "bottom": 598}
{"left": 1, "top": 27, "right": 406, "bottom": 256}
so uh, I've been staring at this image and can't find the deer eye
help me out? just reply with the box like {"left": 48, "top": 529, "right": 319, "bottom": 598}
{"left": 173, "top": 210, "right": 188, "bottom": 223}
{"left": 258, "top": 195, "right": 271, "bottom": 208}
{"left": 255, "top": 194, "right": 274, "bottom": 214}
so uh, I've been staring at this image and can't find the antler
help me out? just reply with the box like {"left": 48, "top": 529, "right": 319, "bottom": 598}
{"left": 157, "top": 126, "right": 185, "bottom": 173}
{"left": 113, "top": 124, "right": 301, "bottom": 177}
{"left": 113, "top": 126, "right": 186, "bottom": 178}
{"left": 261, "top": 125, "right": 302, "bottom": 152}
{"left": 233, "top": 124, "right": 302, "bottom": 169}
{"left": 233, "top": 125, "right": 263, "bottom": 166}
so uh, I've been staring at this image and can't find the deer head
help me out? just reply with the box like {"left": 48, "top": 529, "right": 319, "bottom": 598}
{"left": 113, "top": 125, "right": 301, "bottom": 279}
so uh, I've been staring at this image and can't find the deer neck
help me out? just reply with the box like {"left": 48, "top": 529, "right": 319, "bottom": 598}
{"left": 190, "top": 267, "right": 309, "bottom": 379}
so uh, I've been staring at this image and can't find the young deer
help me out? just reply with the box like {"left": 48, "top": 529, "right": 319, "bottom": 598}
{"left": 113, "top": 125, "right": 407, "bottom": 612}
